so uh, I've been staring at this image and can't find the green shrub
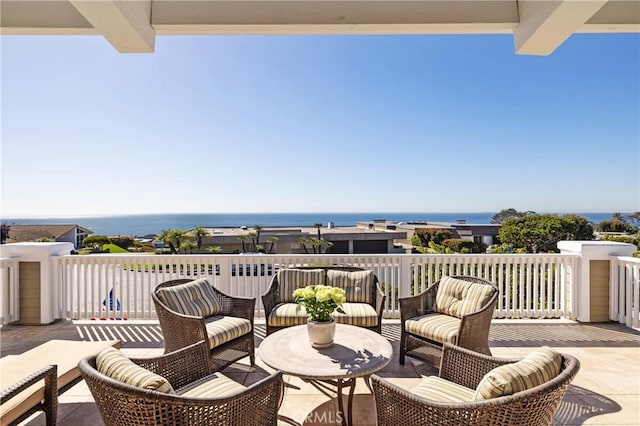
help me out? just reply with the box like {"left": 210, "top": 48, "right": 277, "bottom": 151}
{"left": 441, "top": 239, "right": 475, "bottom": 253}
{"left": 413, "top": 228, "right": 454, "bottom": 246}
{"left": 603, "top": 234, "right": 640, "bottom": 248}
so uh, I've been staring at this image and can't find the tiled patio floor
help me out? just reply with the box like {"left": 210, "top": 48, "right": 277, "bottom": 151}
{"left": 2, "top": 319, "right": 639, "bottom": 425}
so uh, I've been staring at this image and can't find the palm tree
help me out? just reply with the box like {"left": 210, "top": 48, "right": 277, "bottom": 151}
{"left": 266, "top": 236, "right": 278, "bottom": 254}
{"left": 206, "top": 246, "right": 223, "bottom": 254}
{"left": 314, "top": 223, "right": 323, "bottom": 240}
{"left": 191, "top": 226, "right": 210, "bottom": 252}
{"left": 253, "top": 225, "right": 263, "bottom": 250}
{"left": 299, "top": 237, "right": 311, "bottom": 254}
{"left": 181, "top": 240, "right": 196, "bottom": 254}
{"left": 158, "top": 229, "right": 178, "bottom": 254}
{"left": 171, "top": 230, "right": 188, "bottom": 253}
{"left": 238, "top": 234, "right": 249, "bottom": 253}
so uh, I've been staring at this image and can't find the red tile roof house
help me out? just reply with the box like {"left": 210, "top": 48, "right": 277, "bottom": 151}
{"left": 6, "top": 225, "right": 92, "bottom": 250}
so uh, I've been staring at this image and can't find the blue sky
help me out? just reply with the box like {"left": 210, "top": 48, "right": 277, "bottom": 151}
{"left": 1, "top": 33, "right": 639, "bottom": 217}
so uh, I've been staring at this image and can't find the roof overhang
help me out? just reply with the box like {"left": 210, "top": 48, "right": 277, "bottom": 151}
{"left": 1, "top": 1, "right": 638, "bottom": 55}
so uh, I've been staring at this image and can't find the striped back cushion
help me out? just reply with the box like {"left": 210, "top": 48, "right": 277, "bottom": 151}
{"left": 156, "top": 278, "right": 222, "bottom": 317}
{"left": 326, "top": 269, "right": 374, "bottom": 304}
{"left": 278, "top": 269, "right": 325, "bottom": 303}
{"left": 474, "top": 347, "right": 562, "bottom": 400}
{"left": 96, "top": 347, "right": 174, "bottom": 393}
{"left": 435, "top": 276, "right": 494, "bottom": 318}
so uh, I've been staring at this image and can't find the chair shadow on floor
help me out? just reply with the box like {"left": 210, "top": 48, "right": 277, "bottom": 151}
{"left": 552, "top": 385, "right": 621, "bottom": 425}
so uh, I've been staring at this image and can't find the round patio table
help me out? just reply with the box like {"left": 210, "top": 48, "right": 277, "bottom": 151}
{"left": 258, "top": 323, "right": 393, "bottom": 426}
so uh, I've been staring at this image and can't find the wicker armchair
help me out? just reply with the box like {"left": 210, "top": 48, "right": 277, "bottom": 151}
{"left": 152, "top": 279, "right": 255, "bottom": 370}
{"left": 262, "top": 266, "right": 386, "bottom": 335}
{"left": 400, "top": 275, "right": 498, "bottom": 366}
{"left": 79, "top": 342, "right": 283, "bottom": 426}
{"left": 372, "top": 344, "right": 580, "bottom": 426}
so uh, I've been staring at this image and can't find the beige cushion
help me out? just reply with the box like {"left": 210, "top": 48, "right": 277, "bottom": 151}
{"left": 96, "top": 347, "right": 174, "bottom": 394}
{"left": 267, "top": 303, "right": 309, "bottom": 327}
{"left": 267, "top": 302, "right": 379, "bottom": 328}
{"left": 411, "top": 376, "right": 475, "bottom": 403}
{"left": 474, "top": 347, "right": 563, "bottom": 400}
{"left": 278, "top": 269, "right": 325, "bottom": 303}
{"left": 0, "top": 339, "right": 120, "bottom": 426}
{"left": 405, "top": 313, "right": 461, "bottom": 345}
{"left": 435, "top": 276, "right": 495, "bottom": 318}
{"left": 326, "top": 269, "right": 375, "bottom": 304}
{"left": 156, "top": 278, "right": 222, "bottom": 317}
{"left": 333, "top": 303, "right": 378, "bottom": 327}
{"left": 205, "top": 316, "right": 252, "bottom": 348}
{"left": 177, "top": 372, "right": 246, "bottom": 398}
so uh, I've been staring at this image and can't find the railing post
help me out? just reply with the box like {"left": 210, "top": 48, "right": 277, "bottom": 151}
{"left": 0, "top": 243, "right": 73, "bottom": 324}
{"left": 558, "top": 241, "right": 636, "bottom": 323}
{"left": 399, "top": 256, "right": 412, "bottom": 298}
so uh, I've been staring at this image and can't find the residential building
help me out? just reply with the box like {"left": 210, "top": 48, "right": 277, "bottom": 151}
{"left": 191, "top": 224, "right": 407, "bottom": 254}
{"left": 358, "top": 219, "right": 501, "bottom": 249}
{"left": 4, "top": 224, "right": 92, "bottom": 249}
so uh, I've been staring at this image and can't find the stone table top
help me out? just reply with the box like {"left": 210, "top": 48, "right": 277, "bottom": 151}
{"left": 258, "top": 324, "right": 393, "bottom": 380}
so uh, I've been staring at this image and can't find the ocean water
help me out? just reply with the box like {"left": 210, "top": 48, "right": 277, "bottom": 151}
{"left": 1, "top": 212, "right": 618, "bottom": 237}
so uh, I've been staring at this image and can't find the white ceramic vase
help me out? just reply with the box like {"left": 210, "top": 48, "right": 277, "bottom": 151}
{"left": 307, "top": 318, "right": 336, "bottom": 348}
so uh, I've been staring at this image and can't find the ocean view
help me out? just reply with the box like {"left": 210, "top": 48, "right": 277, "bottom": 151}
{"left": 1, "top": 212, "right": 619, "bottom": 237}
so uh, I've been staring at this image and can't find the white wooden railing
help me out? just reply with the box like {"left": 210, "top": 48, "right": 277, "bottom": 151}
{"left": 610, "top": 256, "right": 640, "bottom": 328}
{"left": 54, "top": 253, "right": 578, "bottom": 321}
{"left": 0, "top": 257, "right": 20, "bottom": 325}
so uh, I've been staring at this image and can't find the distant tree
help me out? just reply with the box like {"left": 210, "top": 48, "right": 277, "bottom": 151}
{"left": 597, "top": 213, "right": 635, "bottom": 233}
{"left": 247, "top": 232, "right": 259, "bottom": 252}
{"left": 238, "top": 234, "right": 249, "bottom": 253}
{"left": 561, "top": 214, "right": 595, "bottom": 240}
{"left": 441, "top": 238, "right": 475, "bottom": 253}
{"left": 625, "top": 212, "right": 640, "bottom": 233}
{"left": 412, "top": 228, "right": 454, "bottom": 247}
{"left": 180, "top": 240, "right": 197, "bottom": 254}
{"left": 170, "top": 230, "right": 188, "bottom": 253}
{"left": 207, "top": 245, "right": 223, "bottom": 254}
{"left": 158, "top": 229, "right": 187, "bottom": 254}
{"left": 110, "top": 236, "right": 135, "bottom": 250}
{"left": 266, "top": 236, "right": 278, "bottom": 254}
{"left": 499, "top": 214, "right": 594, "bottom": 253}
{"left": 83, "top": 235, "right": 111, "bottom": 251}
{"left": 490, "top": 208, "right": 535, "bottom": 224}
{"left": 1, "top": 224, "right": 10, "bottom": 244}
{"left": 299, "top": 237, "right": 311, "bottom": 254}
{"left": 299, "top": 237, "right": 333, "bottom": 254}
{"left": 191, "top": 226, "right": 210, "bottom": 252}
{"left": 253, "top": 225, "right": 264, "bottom": 251}
{"left": 314, "top": 223, "right": 323, "bottom": 240}
{"left": 35, "top": 237, "right": 55, "bottom": 242}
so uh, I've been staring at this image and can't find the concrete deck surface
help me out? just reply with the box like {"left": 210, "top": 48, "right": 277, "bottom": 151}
{"left": 1, "top": 319, "right": 639, "bottom": 425}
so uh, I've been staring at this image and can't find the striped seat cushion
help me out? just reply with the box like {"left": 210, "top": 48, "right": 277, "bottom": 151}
{"left": 205, "top": 316, "right": 252, "bottom": 348}
{"left": 267, "top": 303, "right": 309, "bottom": 327}
{"left": 435, "top": 276, "right": 495, "bottom": 318}
{"left": 326, "top": 270, "right": 375, "bottom": 304}
{"left": 411, "top": 376, "right": 475, "bottom": 403}
{"left": 96, "top": 347, "right": 174, "bottom": 393}
{"left": 278, "top": 269, "right": 325, "bottom": 303}
{"left": 474, "top": 346, "right": 563, "bottom": 400}
{"left": 156, "top": 278, "right": 222, "bottom": 317}
{"left": 267, "top": 302, "right": 379, "bottom": 328}
{"left": 333, "top": 303, "right": 378, "bottom": 327}
{"left": 177, "top": 372, "right": 246, "bottom": 398}
{"left": 405, "top": 313, "right": 461, "bottom": 344}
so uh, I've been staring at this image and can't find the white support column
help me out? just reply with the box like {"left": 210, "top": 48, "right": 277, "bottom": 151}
{"left": 69, "top": 0, "right": 155, "bottom": 53}
{"left": 515, "top": 0, "right": 607, "bottom": 55}
{"left": 0, "top": 243, "right": 74, "bottom": 324}
{"left": 558, "top": 241, "right": 636, "bottom": 322}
